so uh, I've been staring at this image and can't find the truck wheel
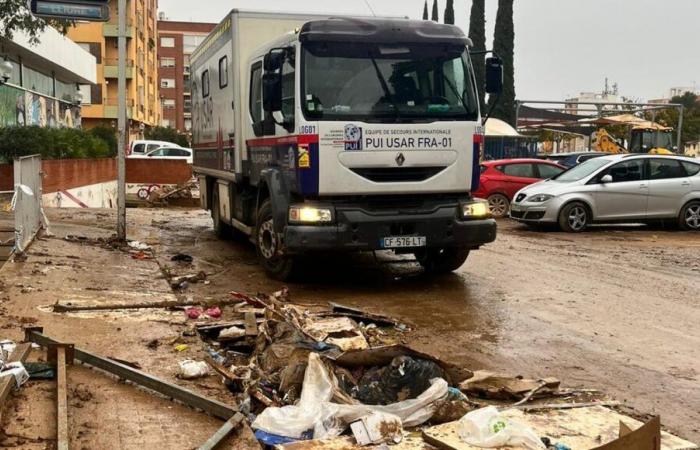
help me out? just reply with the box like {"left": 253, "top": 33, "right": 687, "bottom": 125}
{"left": 415, "top": 248, "right": 470, "bottom": 274}
{"left": 255, "top": 200, "right": 296, "bottom": 280}
{"left": 211, "top": 188, "right": 232, "bottom": 239}
{"left": 487, "top": 194, "right": 510, "bottom": 218}
{"left": 558, "top": 202, "right": 589, "bottom": 232}
{"left": 679, "top": 200, "right": 700, "bottom": 231}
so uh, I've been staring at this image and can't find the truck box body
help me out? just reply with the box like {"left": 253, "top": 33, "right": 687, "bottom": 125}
{"left": 190, "top": 10, "right": 497, "bottom": 279}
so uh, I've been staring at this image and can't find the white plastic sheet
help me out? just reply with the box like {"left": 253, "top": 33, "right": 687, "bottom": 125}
{"left": 251, "top": 353, "right": 448, "bottom": 439}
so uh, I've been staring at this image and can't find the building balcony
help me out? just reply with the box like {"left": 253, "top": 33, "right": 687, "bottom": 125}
{"left": 103, "top": 20, "right": 135, "bottom": 38}
{"left": 104, "top": 97, "right": 135, "bottom": 119}
{"left": 103, "top": 59, "right": 135, "bottom": 79}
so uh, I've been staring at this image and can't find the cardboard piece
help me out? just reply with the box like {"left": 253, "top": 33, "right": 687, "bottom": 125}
{"left": 421, "top": 406, "right": 696, "bottom": 450}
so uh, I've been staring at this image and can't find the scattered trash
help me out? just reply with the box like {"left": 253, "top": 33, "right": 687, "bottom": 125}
{"left": 459, "top": 370, "right": 561, "bottom": 401}
{"left": 205, "top": 306, "right": 222, "bottom": 319}
{"left": 170, "top": 271, "right": 207, "bottom": 289}
{"left": 127, "top": 241, "right": 151, "bottom": 251}
{"left": 177, "top": 360, "right": 210, "bottom": 379}
{"left": 0, "top": 361, "right": 30, "bottom": 388}
{"left": 174, "top": 344, "right": 189, "bottom": 352}
{"left": 254, "top": 430, "right": 305, "bottom": 446}
{"left": 131, "top": 251, "right": 152, "bottom": 260}
{"left": 171, "top": 253, "right": 193, "bottom": 263}
{"left": 350, "top": 411, "right": 403, "bottom": 446}
{"left": 356, "top": 355, "right": 446, "bottom": 405}
{"left": 24, "top": 362, "right": 56, "bottom": 380}
{"left": 186, "top": 307, "right": 203, "bottom": 319}
{"left": 219, "top": 326, "right": 246, "bottom": 341}
{"left": 146, "top": 339, "right": 160, "bottom": 350}
{"left": 303, "top": 316, "right": 369, "bottom": 352}
{"left": 457, "top": 406, "right": 546, "bottom": 449}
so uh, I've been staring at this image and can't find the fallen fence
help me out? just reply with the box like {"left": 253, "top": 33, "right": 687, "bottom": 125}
{"left": 12, "top": 155, "right": 44, "bottom": 253}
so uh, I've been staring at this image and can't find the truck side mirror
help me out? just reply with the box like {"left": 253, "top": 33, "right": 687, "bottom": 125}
{"left": 485, "top": 57, "right": 503, "bottom": 94}
{"left": 264, "top": 49, "right": 285, "bottom": 72}
{"left": 262, "top": 72, "right": 282, "bottom": 112}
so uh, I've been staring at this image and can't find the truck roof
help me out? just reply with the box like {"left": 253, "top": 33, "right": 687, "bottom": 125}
{"left": 300, "top": 17, "right": 472, "bottom": 47}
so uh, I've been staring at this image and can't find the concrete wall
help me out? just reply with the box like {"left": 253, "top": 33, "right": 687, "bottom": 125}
{"left": 43, "top": 180, "right": 117, "bottom": 208}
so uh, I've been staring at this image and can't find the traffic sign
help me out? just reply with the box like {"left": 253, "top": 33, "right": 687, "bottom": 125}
{"left": 30, "top": 0, "right": 110, "bottom": 22}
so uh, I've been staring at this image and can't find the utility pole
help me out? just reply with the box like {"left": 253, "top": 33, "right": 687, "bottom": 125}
{"left": 117, "top": 0, "right": 127, "bottom": 240}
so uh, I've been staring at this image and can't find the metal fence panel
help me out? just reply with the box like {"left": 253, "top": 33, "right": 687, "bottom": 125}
{"left": 13, "top": 155, "right": 42, "bottom": 252}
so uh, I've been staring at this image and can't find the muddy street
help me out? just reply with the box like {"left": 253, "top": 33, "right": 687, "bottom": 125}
{"left": 26, "top": 207, "right": 697, "bottom": 444}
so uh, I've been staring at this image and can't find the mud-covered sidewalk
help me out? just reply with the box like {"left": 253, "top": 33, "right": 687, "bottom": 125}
{"left": 0, "top": 207, "right": 698, "bottom": 448}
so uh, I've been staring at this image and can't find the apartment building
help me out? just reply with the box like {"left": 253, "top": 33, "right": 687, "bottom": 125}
{"left": 157, "top": 17, "right": 215, "bottom": 136}
{"left": 67, "top": 0, "right": 160, "bottom": 140}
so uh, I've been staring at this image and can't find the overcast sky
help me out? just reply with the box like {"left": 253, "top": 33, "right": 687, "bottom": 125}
{"left": 158, "top": 0, "right": 699, "bottom": 101}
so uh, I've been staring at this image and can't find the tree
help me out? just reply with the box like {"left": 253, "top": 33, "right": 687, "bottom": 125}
{"left": 144, "top": 126, "right": 189, "bottom": 147}
{"left": 488, "top": 0, "right": 516, "bottom": 126}
{"left": 422, "top": 1, "right": 429, "bottom": 20}
{"left": 651, "top": 92, "right": 700, "bottom": 148}
{"left": 443, "top": 0, "right": 454, "bottom": 24}
{"left": 0, "top": 0, "right": 71, "bottom": 44}
{"left": 468, "top": 0, "right": 486, "bottom": 111}
{"left": 431, "top": 0, "right": 439, "bottom": 22}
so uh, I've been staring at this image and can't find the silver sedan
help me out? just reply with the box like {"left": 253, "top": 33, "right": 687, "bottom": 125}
{"left": 510, "top": 154, "right": 700, "bottom": 232}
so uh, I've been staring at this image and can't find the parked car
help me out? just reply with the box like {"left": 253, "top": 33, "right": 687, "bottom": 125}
{"left": 546, "top": 151, "right": 607, "bottom": 168}
{"left": 510, "top": 154, "right": 700, "bottom": 231}
{"left": 129, "top": 140, "right": 181, "bottom": 156}
{"left": 473, "top": 158, "right": 567, "bottom": 217}
{"left": 130, "top": 147, "right": 193, "bottom": 164}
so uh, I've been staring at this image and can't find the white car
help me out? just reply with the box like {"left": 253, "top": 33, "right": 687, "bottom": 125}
{"left": 130, "top": 146, "right": 193, "bottom": 164}
{"left": 510, "top": 154, "right": 700, "bottom": 232}
{"left": 129, "top": 140, "right": 181, "bottom": 156}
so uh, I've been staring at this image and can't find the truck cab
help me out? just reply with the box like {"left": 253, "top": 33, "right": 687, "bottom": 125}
{"left": 191, "top": 13, "right": 499, "bottom": 280}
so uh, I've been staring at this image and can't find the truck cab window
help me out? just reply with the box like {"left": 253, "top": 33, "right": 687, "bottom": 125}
{"left": 249, "top": 62, "right": 263, "bottom": 130}
{"left": 281, "top": 52, "right": 295, "bottom": 127}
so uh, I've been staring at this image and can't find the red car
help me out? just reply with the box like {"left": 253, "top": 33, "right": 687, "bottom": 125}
{"left": 473, "top": 158, "right": 567, "bottom": 217}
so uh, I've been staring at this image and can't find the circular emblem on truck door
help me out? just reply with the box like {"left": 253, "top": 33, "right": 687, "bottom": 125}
{"left": 395, "top": 152, "right": 406, "bottom": 167}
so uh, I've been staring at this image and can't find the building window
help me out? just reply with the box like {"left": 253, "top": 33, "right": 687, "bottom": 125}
{"left": 201, "top": 70, "right": 209, "bottom": 98}
{"left": 219, "top": 56, "right": 228, "bottom": 89}
{"left": 162, "top": 119, "right": 171, "bottom": 127}
{"left": 160, "top": 37, "right": 175, "bottom": 48}
{"left": 23, "top": 66, "right": 53, "bottom": 97}
{"left": 161, "top": 78, "right": 175, "bottom": 88}
{"left": 162, "top": 99, "right": 176, "bottom": 109}
{"left": 78, "top": 84, "right": 92, "bottom": 104}
{"left": 184, "top": 119, "right": 192, "bottom": 131}
{"left": 183, "top": 34, "right": 205, "bottom": 53}
{"left": 160, "top": 57, "right": 175, "bottom": 67}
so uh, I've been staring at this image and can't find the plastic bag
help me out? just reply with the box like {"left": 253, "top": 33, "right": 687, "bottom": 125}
{"left": 177, "top": 360, "right": 210, "bottom": 379}
{"left": 0, "top": 361, "right": 30, "bottom": 388}
{"left": 252, "top": 353, "right": 448, "bottom": 440}
{"left": 458, "top": 406, "right": 546, "bottom": 449}
{"left": 357, "top": 356, "right": 446, "bottom": 405}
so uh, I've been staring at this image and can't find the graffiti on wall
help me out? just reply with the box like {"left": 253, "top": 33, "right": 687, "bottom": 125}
{"left": 0, "top": 84, "right": 81, "bottom": 128}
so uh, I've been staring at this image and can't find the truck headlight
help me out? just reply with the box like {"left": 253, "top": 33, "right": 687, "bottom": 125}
{"left": 527, "top": 194, "right": 554, "bottom": 203}
{"left": 461, "top": 199, "right": 491, "bottom": 219}
{"left": 289, "top": 205, "right": 333, "bottom": 224}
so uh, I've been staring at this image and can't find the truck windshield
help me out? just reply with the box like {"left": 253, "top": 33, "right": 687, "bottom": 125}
{"left": 302, "top": 42, "right": 479, "bottom": 122}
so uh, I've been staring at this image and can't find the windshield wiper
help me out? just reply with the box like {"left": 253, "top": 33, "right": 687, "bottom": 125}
{"left": 440, "top": 72, "right": 469, "bottom": 115}
{"left": 369, "top": 54, "right": 400, "bottom": 120}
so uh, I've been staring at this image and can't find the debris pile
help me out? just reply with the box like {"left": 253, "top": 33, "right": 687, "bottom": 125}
{"left": 178, "top": 288, "right": 690, "bottom": 450}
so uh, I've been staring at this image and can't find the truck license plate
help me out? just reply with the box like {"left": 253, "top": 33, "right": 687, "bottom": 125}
{"left": 381, "top": 236, "right": 426, "bottom": 249}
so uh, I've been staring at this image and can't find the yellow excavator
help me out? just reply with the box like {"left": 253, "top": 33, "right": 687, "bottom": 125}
{"left": 593, "top": 126, "right": 675, "bottom": 155}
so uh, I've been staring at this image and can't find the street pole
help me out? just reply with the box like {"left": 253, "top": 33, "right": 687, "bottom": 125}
{"left": 676, "top": 105, "right": 684, "bottom": 153}
{"left": 117, "top": 0, "right": 127, "bottom": 240}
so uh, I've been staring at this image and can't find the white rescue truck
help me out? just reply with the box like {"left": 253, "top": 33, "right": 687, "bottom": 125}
{"left": 190, "top": 10, "right": 501, "bottom": 280}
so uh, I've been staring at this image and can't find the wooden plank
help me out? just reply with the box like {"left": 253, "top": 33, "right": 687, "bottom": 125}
{"left": 56, "top": 346, "right": 69, "bottom": 450}
{"left": 197, "top": 412, "right": 245, "bottom": 450}
{"left": 0, "top": 343, "right": 32, "bottom": 417}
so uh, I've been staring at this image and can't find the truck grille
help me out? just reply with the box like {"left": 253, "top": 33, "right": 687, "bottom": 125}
{"left": 350, "top": 166, "right": 445, "bottom": 183}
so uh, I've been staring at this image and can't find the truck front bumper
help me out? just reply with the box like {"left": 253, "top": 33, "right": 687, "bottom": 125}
{"left": 284, "top": 201, "right": 497, "bottom": 253}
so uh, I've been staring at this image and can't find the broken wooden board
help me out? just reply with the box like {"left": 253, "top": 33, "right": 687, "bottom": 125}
{"left": 277, "top": 432, "right": 436, "bottom": 450}
{"left": 422, "top": 406, "right": 697, "bottom": 450}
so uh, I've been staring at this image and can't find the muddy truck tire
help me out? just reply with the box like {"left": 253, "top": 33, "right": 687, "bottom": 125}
{"left": 255, "top": 200, "right": 297, "bottom": 281}
{"left": 211, "top": 188, "right": 233, "bottom": 239}
{"left": 415, "top": 248, "right": 470, "bottom": 274}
